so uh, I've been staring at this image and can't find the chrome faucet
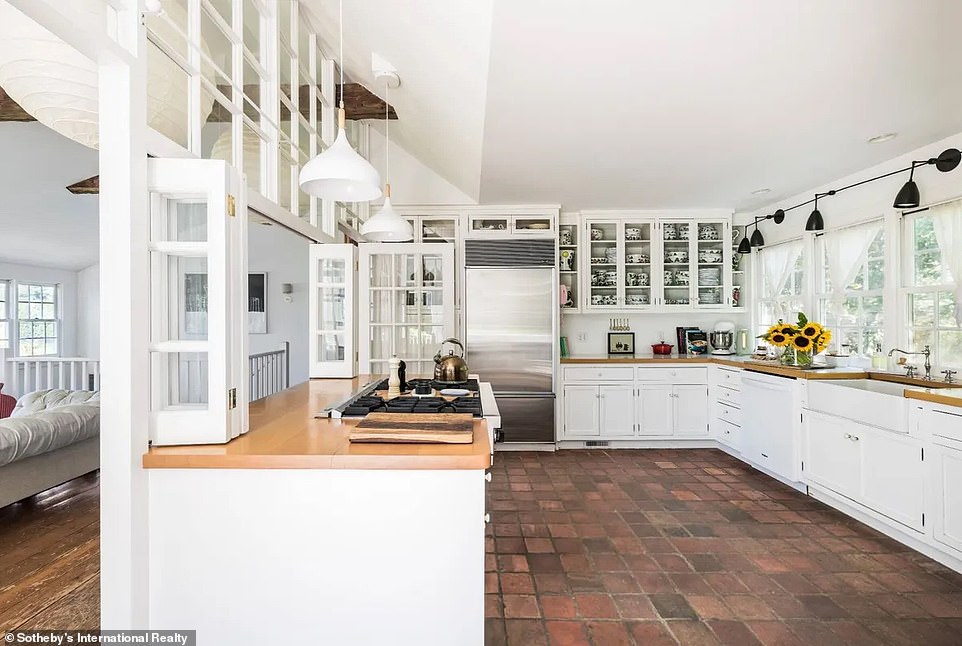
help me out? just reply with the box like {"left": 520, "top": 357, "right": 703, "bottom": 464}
{"left": 888, "top": 345, "right": 932, "bottom": 380}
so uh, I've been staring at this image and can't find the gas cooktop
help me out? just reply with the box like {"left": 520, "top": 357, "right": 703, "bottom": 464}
{"left": 341, "top": 395, "right": 482, "bottom": 418}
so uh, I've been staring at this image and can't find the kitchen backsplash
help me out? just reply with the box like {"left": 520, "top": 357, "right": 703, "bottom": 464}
{"left": 560, "top": 312, "right": 751, "bottom": 356}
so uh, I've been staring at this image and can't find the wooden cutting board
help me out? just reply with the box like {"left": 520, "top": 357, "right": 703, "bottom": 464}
{"left": 349, "top": 413, "right": 475, "bottom": 444}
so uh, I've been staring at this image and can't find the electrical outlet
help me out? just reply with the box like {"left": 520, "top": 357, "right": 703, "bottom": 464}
{"left": 577, "top": 332, "right": 588, "bottom": 342}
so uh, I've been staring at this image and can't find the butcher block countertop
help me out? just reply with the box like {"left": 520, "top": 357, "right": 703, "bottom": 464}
{"left": 561, "top": 354, "right": 865, "bottom": 379}
{"left": 143, "top": 378, "right": 492, "bottom": 471}
{"left": 903, "top": 387, "right": 962, "bottom": 409}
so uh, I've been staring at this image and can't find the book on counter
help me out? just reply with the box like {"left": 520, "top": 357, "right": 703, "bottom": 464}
{"left": 676, "top": 326, "right": 699, "bottom": 354}
{"left": 685, "top": 329, "right": 709, "bottom": 355}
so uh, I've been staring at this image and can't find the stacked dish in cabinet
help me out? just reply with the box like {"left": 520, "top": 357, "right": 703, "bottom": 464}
{"left": 709, "top": 366, "right": 742, "bottom": 451}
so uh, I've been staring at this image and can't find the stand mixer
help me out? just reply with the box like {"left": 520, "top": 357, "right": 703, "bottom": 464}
{"left": 709, "top": 321, "right": 736, "bottom": 355}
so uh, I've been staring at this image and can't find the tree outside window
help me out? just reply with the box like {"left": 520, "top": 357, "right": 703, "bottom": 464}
{"left": 905, "top": 216, "right": 961, "bottom": 369}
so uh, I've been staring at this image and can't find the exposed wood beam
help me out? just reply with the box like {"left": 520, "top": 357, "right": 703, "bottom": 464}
{"left": 66, "top": 175, "right": 100, "bottom": 194}
{"left": 1, "top": 83, "right": 396, "bottom": 123}
{"left": 0, "top": 88, "right": 34, "bottom": 121}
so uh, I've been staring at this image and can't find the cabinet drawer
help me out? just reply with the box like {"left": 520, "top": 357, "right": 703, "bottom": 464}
{"left": 715, "top": 386, "right": 741, "bottom": 408}
{"left": 715, "top": 417, "right": 740, "bottom": 448}
{"left": 636, "top": 367, "right": 707, "bottom": 383}
{"left": 564, "top": 366, "right": 635, "bottom": 382}
{"left": 714, "top": 400, "right": 742, "bottom": 427}
{"left": 709, "top": 367, "right": 742, "bottom": 391}
{"left": 928, "top": 407, "right": 962, "bottom": 444}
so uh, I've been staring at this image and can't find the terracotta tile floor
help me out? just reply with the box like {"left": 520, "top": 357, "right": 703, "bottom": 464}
{"left": 484, "top": 449, "right": 962, "bottom": 646}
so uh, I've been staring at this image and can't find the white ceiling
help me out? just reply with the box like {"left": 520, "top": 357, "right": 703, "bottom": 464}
{"left": 317, "top": 0, "right": 962, "bottom": 211}
{"left": 0, "top": 122, "right": 98, "bottom": 270}
{"left": 303, "top": 0, "right": 494, "bottom": 201}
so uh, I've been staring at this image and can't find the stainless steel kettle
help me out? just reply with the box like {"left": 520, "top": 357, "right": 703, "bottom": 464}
{"left": 433, "top": 338, "right": 469, "bottom": 384}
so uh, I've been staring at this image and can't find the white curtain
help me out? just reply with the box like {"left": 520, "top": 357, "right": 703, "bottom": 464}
{"left": 823, "top": 221, "right": 882, "bottom": 317}
{"left": 760, "top": 240, "right": 803, "bottom": 320}
{"left": 931, "top": 199, "right": 962, "bottom": 326}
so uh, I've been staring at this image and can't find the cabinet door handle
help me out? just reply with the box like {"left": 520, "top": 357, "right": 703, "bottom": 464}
{"left": 850, "top": 435, "right": 859, "bottom": 442}
{"left": 843, "top": 433, "right": 851, "bottom": 439}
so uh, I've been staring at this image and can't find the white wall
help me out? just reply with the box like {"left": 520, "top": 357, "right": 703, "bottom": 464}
{"left": 0, "top": 261, "right": 79, "bottom": 356}
{"left": 561, "top": 312, "right": 750, "bottom": 358}
{"left": 248, "top": 222, "right": 310, "bottom": 386}
{"left": 741, "top": 131, "right": 962, "bottom": 242}
{"left": 367, "top": 125, "right": 475, "bottom": 205}
{"left": 77, "top": 264, "right": 100, "bottom": 358}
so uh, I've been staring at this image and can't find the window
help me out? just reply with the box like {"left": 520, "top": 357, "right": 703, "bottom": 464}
{"left": 756, "top": 240, "right": 806, "bottom": 336}
{"left": 0, "top": 280, "right": 8, "bottom": 349}
{"left": 817, "top": 224, "right": 885, "bottom": 355}
{"left": 17, "top": 283, "right": 59, "bottom": 356}
{"left": 904, "top": 214, "right": 961, "bottom": 369}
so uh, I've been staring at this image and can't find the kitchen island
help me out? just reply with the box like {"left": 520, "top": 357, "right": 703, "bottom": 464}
{"left": 143, "top": 378, "right": 490, "bottom": 646}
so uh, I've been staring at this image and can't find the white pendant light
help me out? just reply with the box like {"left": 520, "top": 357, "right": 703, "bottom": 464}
{"left": 360, "top": 76, "right": 412, "bottom": 242}
{"left": 299, "top": 0, "right": 381, "bottom": 202}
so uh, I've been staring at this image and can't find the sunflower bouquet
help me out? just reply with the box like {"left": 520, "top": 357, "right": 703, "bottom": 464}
{"left": 758, "top": 313, "right": 831, "bottom": 367}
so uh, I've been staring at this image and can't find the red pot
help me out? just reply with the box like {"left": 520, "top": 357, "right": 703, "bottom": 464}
{"left": 651, "top": 342, "right": 674, "bottom": 355}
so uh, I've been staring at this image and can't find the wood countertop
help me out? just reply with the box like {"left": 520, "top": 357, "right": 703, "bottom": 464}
{"left": 143, "top": 378, "right": 492, "bottom": 471}
{"left": 561, "top": 355, "right": 865, "bottom": 379}
{"left": 903, "top": 388, "right": 962, "bottom": 409}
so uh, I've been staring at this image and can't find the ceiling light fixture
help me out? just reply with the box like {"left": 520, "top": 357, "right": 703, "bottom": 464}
{"left": 749, "top": 223, "right": 765, "bottom": 248}
{"left": 868, "top": 133, "right": 897, "bottom": 144}
{"left": 299, "top": 0, "right": 381, "bottom": 202}
{"left": 806, "top": 193, "right": 826, "bottom": 231}
{"left": 360, "top": 75, "right": 413, "bottom": 242}
{"left": 754, "top": 148, "right": 961, "bottom": 231}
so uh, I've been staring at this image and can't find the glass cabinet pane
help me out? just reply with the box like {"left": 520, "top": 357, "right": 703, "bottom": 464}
{"left": 316, "top": 333, "right": 345, "bottom": 362}
{"left": 316, "top": 287, "right": 344, "bottom": 330}
{"left": 588, "top": 222, "right": 618, "bottom": 307}
{"left": 514, "top": 217, "right": 552, "bottom": 232}
{"left": 422, "top": 219, "right": 456, "bottom": 242}
{"left": 151, "top": 351, "right": 209, "bottom": 408}
{"left": 471, "top": 217, "right": 509, "bottom": 232}
{"left": 694, "top": 222, "right": 725, "bottom": 306}
{"left": 624, "top": 221, "right": 652, "bottom": 307}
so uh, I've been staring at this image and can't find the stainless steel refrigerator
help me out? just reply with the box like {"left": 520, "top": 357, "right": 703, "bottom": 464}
{"left": 465, "top": 239, "right": 556, "bottom": 444}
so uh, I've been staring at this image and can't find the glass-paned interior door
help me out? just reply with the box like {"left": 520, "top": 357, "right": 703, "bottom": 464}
{"left": 147, "top": 158, "right": 247, "bottom": 445}
{"left": 309, "top": 243, "right": 356, "bottom": 378}
{"left": 359, "top": 243, "right": 456, "bottom": 377}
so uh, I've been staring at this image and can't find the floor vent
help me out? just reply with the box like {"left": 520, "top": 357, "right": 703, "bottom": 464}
{"left": 585, "top": 441, "right": 610, "bottom": 448}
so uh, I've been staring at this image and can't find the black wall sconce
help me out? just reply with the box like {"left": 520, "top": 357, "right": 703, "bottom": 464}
{"left": 736, "top": 147, "right": 961, "bottom": 251}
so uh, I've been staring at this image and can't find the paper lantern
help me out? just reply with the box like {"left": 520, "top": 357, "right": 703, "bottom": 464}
{"left": 0, "top": 0, "right": 211, "bottom": 149}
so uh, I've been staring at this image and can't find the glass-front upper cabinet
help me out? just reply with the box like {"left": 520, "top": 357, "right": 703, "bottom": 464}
{"left": 692, "top": 220, "right": 730, "bottom": 309}
{"left": 584, "top": 219, "right": 655, "bottom": 310}
{"left": 309, "top": 244, "right": 356, "bottom": 378}
{"left": 467, "top": 213, "right": 557, "bottom": 237}
{"left": 147, "top": 158, "right": 247, "bottom": 446}
{"left": 358, "top": 243, "right": 456, "bottom": 377}
{"left": 559, "top": 215, "right": 579, "bottom": 312}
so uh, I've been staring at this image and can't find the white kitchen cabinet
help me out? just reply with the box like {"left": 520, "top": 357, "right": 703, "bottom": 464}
{"left": 715, "top": 418, "right": 740, "bottom": 450}
{"left": 860, "top": 425, "right": 924, "bottom": 531}
{"left": 146, "top": 158, "right": 248, "bottom": 446}
{"left": 804, "top": 409, "right": 924, "bottom": 532}
{"left": 638, "top": 384, "right": 673, "bottom": 436}
{"left": 673, "top": 385, "right": 710, "bottom": 435}
{"left": 562, "top": 383, "right": 636, "bottom": 438}
{"left": 930, "top": 441, "right": 962, "bottom": 555}
{"left": 600, "top": 384, "right": 636, "bottom": 436}
{"left": 358, "top": 243, "right": 456, "bottom": 376}
{"left": 309, "top": 244, "right": 356, "bottom": 378}
{"left": 563, "top": 385, "right": 601, "bottom": 436}
{"left": 467, "top": 212, "right": 557, "bottom": 237}
{"left": 804, "top": 410, "right": 861, "bottom": 500}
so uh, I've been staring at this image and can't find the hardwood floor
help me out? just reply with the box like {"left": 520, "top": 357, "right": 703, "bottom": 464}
{"left": 0, "top": 472, "right": 100, "bottom": 632}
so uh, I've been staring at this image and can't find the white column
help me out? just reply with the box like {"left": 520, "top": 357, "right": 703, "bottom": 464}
{"left": 98, "top": 0, "right": 150, "bottom": 629}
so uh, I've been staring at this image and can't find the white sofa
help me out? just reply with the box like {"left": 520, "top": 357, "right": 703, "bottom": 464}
{"left": 0, "top": 389, "right": 100, "bottom": 508}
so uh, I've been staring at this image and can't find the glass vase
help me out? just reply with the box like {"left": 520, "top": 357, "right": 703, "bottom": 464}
{"left": 780, "top": 347, "right": 814, "bottom": 368}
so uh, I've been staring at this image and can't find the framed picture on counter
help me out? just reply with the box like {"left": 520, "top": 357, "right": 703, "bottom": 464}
{"left": 607, "top": 332, "right": 635, "bottom": 356}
